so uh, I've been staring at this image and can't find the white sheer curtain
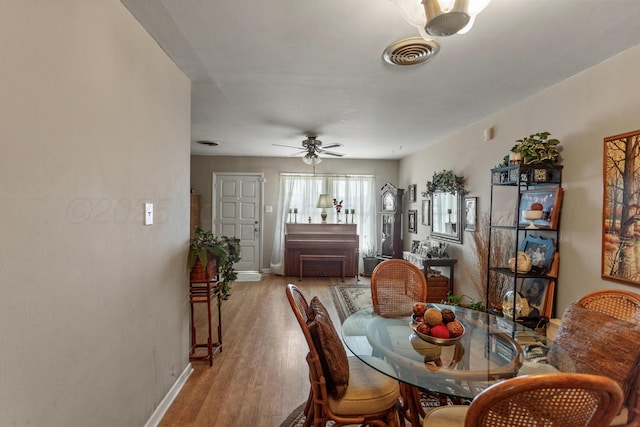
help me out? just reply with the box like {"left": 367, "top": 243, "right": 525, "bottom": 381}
{"left": 270, "top": 173, "right": 378, "bottom": 275}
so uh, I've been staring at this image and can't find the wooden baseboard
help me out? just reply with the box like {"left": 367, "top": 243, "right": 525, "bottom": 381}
{"left": 143, "top": 363, "right": 194, "bottom": 427}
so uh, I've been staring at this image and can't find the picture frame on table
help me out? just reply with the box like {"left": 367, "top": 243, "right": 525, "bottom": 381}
{"left": 422, "top": 199, "right": 431, "bottom": 226}
{"left": 602, "top": 129, "right": 640, "bottom": 286}
{"left": 517, "top": 187, "right": 563, "bottom": 229}
{"left": 519, "top": 235, "right": 556, "bottom": 273}
{"left": 408, "top": 209, "right": 417, "bottom": 233}
{"left": 464, "top": 197, "right": 477, "bottom": 231}
{"left": 409, "top": 184, "right": 417, "bottom": 202}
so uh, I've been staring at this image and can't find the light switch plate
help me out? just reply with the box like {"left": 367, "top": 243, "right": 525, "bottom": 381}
{"left": 144, "top": 203, "right": 153, "bottom": 225}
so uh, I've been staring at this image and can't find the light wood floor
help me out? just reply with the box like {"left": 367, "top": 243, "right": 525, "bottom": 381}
{"left": 159, "top": 274, "right": 366, "bottom": 427}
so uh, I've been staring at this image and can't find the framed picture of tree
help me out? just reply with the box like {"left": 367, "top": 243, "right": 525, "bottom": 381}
{"left": 603, "top": 129, "right": 640, "bottom": 285}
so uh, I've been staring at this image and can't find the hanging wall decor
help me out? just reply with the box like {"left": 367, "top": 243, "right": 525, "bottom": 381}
{"left": 603, "top": 129, "right": 640, "bottom": 285}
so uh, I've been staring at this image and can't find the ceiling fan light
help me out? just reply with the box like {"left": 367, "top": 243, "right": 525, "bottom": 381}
{"left": 303, "top": 153, "right": 322, "bottom": 164}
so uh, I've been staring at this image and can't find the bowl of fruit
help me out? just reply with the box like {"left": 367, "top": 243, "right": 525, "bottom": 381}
{"left": 411, "top": 303, "right": 465, "bottom": 346}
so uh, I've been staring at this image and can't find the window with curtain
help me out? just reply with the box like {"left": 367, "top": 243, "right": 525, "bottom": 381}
{"left": 270, "top": 173, "right": 378, "bottom": 275}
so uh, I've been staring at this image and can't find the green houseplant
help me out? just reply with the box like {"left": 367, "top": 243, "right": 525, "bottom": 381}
{"left": 188, "top": 228, "right": 228, "bottom": 273}
{"left": 188, "top": 228, "right": 241, "bottom": 300}
{"left": 422, "top": 170, "right": 468, "bottom": 197}
{"left": 217, "top": 235, "right": 241, "bottom": 299}
{"left": 511, "top": 132, "right": 561, "bottom": 165}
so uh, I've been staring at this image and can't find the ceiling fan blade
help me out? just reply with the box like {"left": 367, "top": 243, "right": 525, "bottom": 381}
{"left": 323, "top": 151, "right": 345, "bottom": 157}
{"left": 272, "top": 143, "right": 304, "bottom": 150}
{"left": 289, "top": 150, "right": 306, "bottom": 157}
{"left": 322, "top": 143, "right": 343, "bottom": 149}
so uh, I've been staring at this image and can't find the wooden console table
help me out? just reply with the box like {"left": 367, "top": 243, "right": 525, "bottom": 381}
{"left": 285, "top": 223, "right": 359, "bottom": 279}
{"left": 423, "top": 258, "right": 457, "bottom": 291}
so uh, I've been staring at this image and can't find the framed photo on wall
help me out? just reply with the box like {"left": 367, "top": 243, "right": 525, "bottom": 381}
{"left": 517, "top": 188, "right": 563, "bottom": 229}
{"left": 408, "top": 209, "right": 417, "bottom": 233}
{"left": 409, "top": 184, "right": 417, "bottom": 202}
{"left": 603, "top": 129, "right": 640, "bottom": 285}
{"left": 464, "top": 197, "right": 477, "bottom": 231}
{"left": 422, "top": 199, "right": 430, "bottom": 226}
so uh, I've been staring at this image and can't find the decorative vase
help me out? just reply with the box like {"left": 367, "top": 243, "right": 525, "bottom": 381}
{"left": 336, "top": 211, "right": 342, "bottom": 223}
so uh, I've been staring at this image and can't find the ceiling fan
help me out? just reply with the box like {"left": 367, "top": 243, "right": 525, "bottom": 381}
{"left": 273, "top": 136, "right": 344, "bottom": 164}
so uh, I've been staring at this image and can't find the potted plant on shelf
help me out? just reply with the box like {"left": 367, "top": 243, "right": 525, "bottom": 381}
{"left": 510, "top": 132, "right": 561, "bottom": 165}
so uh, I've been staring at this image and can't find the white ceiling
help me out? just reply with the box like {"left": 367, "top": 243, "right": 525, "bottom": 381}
{"left": 121, "top": 0, "right": 640, "bottom": 160}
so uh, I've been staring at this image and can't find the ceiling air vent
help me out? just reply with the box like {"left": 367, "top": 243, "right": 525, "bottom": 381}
{"left": 382, "top": 37, "right": 440, "bottom": 66}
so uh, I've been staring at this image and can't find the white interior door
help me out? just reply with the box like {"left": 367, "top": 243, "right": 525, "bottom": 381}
{"left": 213, "top": 173, "right": 262, "bottom": 272}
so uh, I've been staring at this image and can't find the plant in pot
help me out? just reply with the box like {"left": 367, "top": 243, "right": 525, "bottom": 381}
{"left": 510, "top": 132, "right": 561, "bottom": 165}
{"left": 188, "top": 228, "right": 241, "bottom": 300}
{"left": 188, "top": 228, "right": 229, "bottom": 282}
{"left": 361, "top": 241, "right": 380, "bottom": 277}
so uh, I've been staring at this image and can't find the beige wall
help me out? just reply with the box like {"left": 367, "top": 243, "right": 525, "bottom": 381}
{"left": 400, "top": 44, "right": 640, "bottom": 316}
{"left": 190, "top": 156, "right": 399, "bottom": 269}
{"left": 0, "top": 2, "right": 191, "bottom": 426}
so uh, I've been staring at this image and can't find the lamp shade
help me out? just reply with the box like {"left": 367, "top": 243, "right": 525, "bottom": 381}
{"left": 316, "top": 194, "right": 333, "bottom": 208}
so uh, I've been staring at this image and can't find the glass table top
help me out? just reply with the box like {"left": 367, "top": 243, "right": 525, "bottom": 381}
{"left": 341, "top": 304, "right": 549, "bottom": 399}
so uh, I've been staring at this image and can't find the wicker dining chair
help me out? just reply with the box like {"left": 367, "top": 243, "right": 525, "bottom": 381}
{"left": 370, "top": 259, "right": 427, "bottom": 318}
{"left": 422, "top": 373, "right": 624, "bottom": 427}
{"left": 578, "top": 289, "right": 640, "bottom": 324}
{"left": 576, "top": 289, "right": 640, "bottom": 427}
{"left": 370, "top": 259, "right": 435, "bottom": 425}
{"left": 285, "top": 284, "right": 400, "bottom": 427}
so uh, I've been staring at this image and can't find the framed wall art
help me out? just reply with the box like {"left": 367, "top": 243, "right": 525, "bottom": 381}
{"left": 408, "top": 209, "right": 417, "bottom": 233}
{"left": 464, "top": 197, "right": 477, "bottom": 231}
{"left": 422, "top": 199, "right": 430, "bottom": 226}
{"left": 517, "top": 188, "right": 563, "bottom": 229}
{"left": 408, "top": 184, "right": 417, "bottom": 202}
{"left": 602, "top": 129, "right": 640, "bottom": 285}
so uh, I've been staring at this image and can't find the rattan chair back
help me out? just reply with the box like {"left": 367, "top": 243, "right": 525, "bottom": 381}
{"left": 578, "top": 289, "right": 640, "bottom": 324}
{"left": 464, "top": 373, "right": 624, "bottom": 427}
{"left": 371, "top": 259, "right": 427, "bottom": 317}
{"left": 577, "top": 289, "right": 640, "bottom": 427}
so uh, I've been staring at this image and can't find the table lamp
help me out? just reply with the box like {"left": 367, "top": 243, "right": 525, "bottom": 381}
{"left": 316, "top": 194, "right": 333, "bottom": 223}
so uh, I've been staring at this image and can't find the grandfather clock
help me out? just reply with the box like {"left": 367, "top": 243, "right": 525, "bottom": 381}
{"left": 379, "top": 183, "right": 404, "bottom": 259}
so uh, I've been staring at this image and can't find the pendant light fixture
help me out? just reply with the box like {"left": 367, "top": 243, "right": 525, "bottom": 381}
{"left": 392, "top": 0, "right": 491, "bottom": 38}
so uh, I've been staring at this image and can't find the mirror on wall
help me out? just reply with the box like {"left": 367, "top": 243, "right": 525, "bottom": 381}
{"left": 431, "top": 191, "right": 463, "bottom": 243}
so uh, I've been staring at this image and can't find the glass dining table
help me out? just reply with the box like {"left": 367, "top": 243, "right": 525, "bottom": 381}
{"left": 341, "top": 304, "right": 550, "bottom": 424}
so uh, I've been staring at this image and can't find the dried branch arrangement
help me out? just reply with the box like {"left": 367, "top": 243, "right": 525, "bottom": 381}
{"left": 470, "top": 213, "right": 515, "bottom": 310}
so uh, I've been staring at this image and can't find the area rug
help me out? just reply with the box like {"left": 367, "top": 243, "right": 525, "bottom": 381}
{"left": 330, "top": 284, "right": 372, "bottom": 323}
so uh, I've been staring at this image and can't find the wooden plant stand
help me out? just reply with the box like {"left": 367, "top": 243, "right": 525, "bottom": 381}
{"left": 189, "top": 262, "right": 222, "bottom": 366}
